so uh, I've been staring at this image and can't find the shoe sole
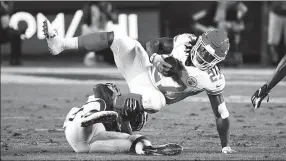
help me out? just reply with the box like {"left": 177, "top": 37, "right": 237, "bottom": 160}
{"left": 144, "top": 143, "right": 183, "bottom": 156}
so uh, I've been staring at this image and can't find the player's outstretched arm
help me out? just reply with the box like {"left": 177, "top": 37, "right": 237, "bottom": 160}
{"left": 251, "top": 54, "right": 286, "bottom": 109}
{"left": 207, "top": 93, "right": 236, "bottom": 154}
{"left": 267, "top": 54, "right": 286, "bottom": 91}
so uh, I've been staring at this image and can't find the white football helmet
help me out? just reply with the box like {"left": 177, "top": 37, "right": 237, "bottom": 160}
{"left": 190, "top": 29, "right": 230, "bottom": 71}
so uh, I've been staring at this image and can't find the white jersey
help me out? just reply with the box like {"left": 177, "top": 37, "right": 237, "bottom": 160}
{"left": 149, "top": 33, "right": 226, "bottom": 104}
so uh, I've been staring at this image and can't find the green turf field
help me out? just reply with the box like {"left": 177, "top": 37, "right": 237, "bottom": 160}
{"left": 1, "top": 67, "right": 286, "bottom": 160}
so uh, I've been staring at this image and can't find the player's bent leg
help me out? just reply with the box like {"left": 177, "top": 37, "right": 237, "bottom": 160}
{"left": 106, "top": 31, "right": 166, "bottom": 113}
{"left": 89, "top": 133, "right": 149, "bottom": 154}
{"left": 89, "top": 132, "right": 182, "bottom": 155}
{"left": 109, "top": 33, "right": 143, "bottom": 82}
{"left": 89, "top": 139, "right": 133, "bottom": 153}
{"left": 78, "top": 31, "right": 114, "bottom": 52}
{"left": 209, "top": 100, "right": 236, "bottom": 154}
{"left": 64, "top": 98, "right": 118, "bottom": 153}
{"left": 113, "top": 88, "right": 166, "bottom": 114}
{"left": 80, "top": 95, "right": 118, "bottom": 127}
{"left": 214, "top": 116, "right": 236, "bottom": 154}
{"left": 64, "top": 112, "right": 107, "bottom": 153}
{"left": 43, "top": 19, "right": 114, "bottom": 55}
{"left": 43, "top": 20, "right": 78, "bottom": 55}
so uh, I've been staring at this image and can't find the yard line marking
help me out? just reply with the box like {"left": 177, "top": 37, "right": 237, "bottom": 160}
{"left": 1, "top": 74, "right": 127, "bottom": 85}
{"left": 2, "top": 75, "right": 286, "bottom": 87}
{"left": 184, "top": 95, "right": 286, "bottom": 104}
{"left": 226, "top": 81, "right": 286, "bottom": 86}
{"left": 1, "top": 116, "right": 65, "bottom": 119}
{"left": 1, "top": 67, "right": 120, "bottom": 75}
{"left": 1, "top": 67, "right": 278, "bottom": 75}
{"left": 13, "top": 128, "right": 64, "bottom": 132}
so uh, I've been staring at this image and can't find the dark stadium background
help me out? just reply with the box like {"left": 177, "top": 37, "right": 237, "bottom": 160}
{"left": 0, "top": 1, "right": 283, "bottom": 65}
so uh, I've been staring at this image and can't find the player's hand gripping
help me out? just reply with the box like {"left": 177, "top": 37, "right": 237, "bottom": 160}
{"left": 151, "top": 54, "right": 172, "bottom": 76}
{"left": 122, "top": 98, "right": 142, "bottom": 117}
{"left": 251, "top": 84, "right": 270, "bottom": 109}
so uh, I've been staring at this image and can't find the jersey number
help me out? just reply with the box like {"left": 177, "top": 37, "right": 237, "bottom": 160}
{"left": 208, "top": 67, "right": 222, "bottom": 82}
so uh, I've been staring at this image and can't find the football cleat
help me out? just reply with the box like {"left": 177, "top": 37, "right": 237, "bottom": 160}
{"left": 251, "top": 84, "right": 270, "bottom": 109}
{"left": 81, "top": 111, "right": 118, "bottom": 127}
{"left": 42, "top": 19, "right": 64, "bottom": 55}
{"left": 221, "top": 146, "right": 237, "bottom": 154}
{"left": 143, "top": 143, "right": 183, "bottom": 156}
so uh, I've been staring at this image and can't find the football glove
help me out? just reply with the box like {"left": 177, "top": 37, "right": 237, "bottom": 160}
{"left": 122, "top": 97, "right": 141, "bottom": 117}
{"left": 130, "top": 112, "right": 148, "bottom": 131}
{"left": 114, "top": 93, "right": 144, "bottom": 117}
{"left": 251, "top": 84, "right": 270, "bottom": 109}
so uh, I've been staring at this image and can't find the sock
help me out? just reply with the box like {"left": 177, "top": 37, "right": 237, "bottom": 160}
{"left": 77, "top": 32, "right": 114, "bottom": 52}
{"left": 135, "top": 142, "right": 145, "bottom": 154}
{"left": 62, "top": 37, "right": 78, "bottom": 50}
{"left": 135, "top": 139, "right": 152, "bottom": 154}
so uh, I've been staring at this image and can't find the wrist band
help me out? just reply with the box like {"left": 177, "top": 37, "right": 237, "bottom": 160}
{"left": 150, "top": 53, "right": 157, "bottom": 63}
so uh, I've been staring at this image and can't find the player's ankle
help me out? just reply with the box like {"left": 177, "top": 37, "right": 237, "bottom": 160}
{"left": 62, "top": 37, "right": 78, "bottom": 50}
{"left": 129, "top": 135, "right": 148, "bottom": 154}
{"left": 134, "top": 142, "right": 145, "bottom": 154}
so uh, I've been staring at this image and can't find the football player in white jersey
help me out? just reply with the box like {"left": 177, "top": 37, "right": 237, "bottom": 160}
{"left": 43, "top": 19, "right": 235, "bottom": 154}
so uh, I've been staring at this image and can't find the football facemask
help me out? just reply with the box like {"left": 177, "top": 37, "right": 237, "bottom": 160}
{"left": 190, "top": 30, "right": 230, "bottom": 71}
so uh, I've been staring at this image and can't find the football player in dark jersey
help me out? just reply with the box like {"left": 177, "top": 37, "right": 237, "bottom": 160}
{"left": 64, "top": 83, "right": 182, "bottom": 155}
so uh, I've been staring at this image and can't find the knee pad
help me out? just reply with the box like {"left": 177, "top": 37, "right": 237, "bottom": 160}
{"left": 218, "top": 102, "right": 229, "bottom": 119}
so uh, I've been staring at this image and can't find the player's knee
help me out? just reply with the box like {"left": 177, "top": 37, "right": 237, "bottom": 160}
{"left": 128, "top": 134, "right": 144, "bottom": 142}
{"left": 73, "top": 145, "right": 90, "bottom": 153}
{"left": 143, "top": 93, "right": 166, "bottom": 114}
{"left": 217, "top": 102, "right": 229, "bottom": 119}
{"left": 111, "top": 31, "right": 137, "bottom": 54}
{"left": 70, "top": 142, "right": 90, "bottom": 153}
